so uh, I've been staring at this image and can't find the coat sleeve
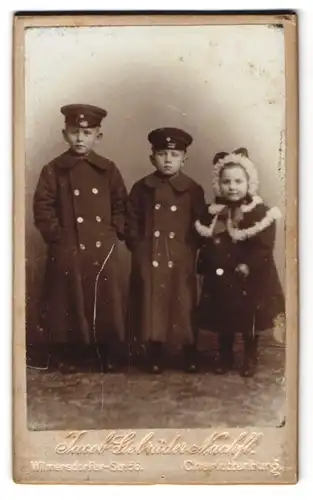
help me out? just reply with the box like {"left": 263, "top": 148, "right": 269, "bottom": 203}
{"left": 242, "top": 223, "right": 276, "bottom": 272}
{"left": 192, "top": 184, "right": 207, "bottom": 220}
{"left": 124, "top": 182, "right": 142, "bottom": 251}
{"left": 109, "top": 164, "right": 128, "bottom": 241}
{"left": 33, "top": 164, "right": 63, "bottom": 244}
{"left": 195, "top": 205, "right": 215, "bottom": 275}
{"left": 191, "top": 184, "right": 208, "bottom": 248}
{"left": 238, "top": 205, "right": 278, "bottom": 272}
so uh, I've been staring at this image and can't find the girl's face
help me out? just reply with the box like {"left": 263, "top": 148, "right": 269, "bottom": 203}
{"left": 151, "top": 149, "right": 186, "bottom": 177}
{"left": 219, "top": 165, "right": 249, "bottom": 202}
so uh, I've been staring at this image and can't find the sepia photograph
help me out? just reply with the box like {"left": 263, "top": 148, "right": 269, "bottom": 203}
{"left": 13, "top": 12, "right": 298, "bottom": 484}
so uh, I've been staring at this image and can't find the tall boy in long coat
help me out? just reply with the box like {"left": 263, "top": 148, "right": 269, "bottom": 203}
{"left": 33, "top": 104, "right": 127, "bottom": 372}
{"left": 125, "top": 127, "right": 206, "bottom": 373}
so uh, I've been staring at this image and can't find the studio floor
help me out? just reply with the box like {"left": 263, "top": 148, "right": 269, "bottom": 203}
{"left": 27, "top": 333, "right": 285, "bottom": 430}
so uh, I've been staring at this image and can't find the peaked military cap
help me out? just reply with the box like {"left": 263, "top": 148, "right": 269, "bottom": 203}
{"left": 61, "top": 104, "right": 108, "bottom": 128}
{"left": 148, "top": 127, "right": 193, "bottom": 151}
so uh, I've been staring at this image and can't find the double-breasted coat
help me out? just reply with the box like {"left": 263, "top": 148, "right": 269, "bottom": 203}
{"left": 125, "top": 171, "right": 206, "bottom": 346}
{"left": 196, "top": 197, "right": 285, "bottom": 334}
{"left": 33, "top": 149, "right": 127, "bottom": 346}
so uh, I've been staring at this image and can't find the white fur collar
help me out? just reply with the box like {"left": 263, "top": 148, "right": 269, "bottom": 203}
{"left": 195, "top": 202, "right": 282, "bottom": 241}
{"left": 226, "top": 206, "right": 282, "bottom": 241}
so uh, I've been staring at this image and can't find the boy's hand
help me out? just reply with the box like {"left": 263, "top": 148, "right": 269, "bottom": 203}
{"left": 235, "top": 263, "right": 250, "bottom": 277}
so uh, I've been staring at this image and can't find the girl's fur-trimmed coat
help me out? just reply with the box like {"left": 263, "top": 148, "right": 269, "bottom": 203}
{"left": 195, "top": 196, "right": 285, "bottom": 333}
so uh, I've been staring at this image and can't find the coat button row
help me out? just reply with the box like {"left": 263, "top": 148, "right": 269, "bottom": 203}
{"left": 73, "top": 188, "right": 99, "bottom": 196}
{"left": 153, "top": 231, "right": 176, "bottom": 239}
{"left": 79, "top": 241, "right": 102, "bottom": 250}
{"left": 152, "top": 260, "right": 174, "bottom": 268}
{"left": 77, "top": 216, "right": 102, "bottom": 223}
{"left": 154, "top": 204, "right": 177, "bottom": 211}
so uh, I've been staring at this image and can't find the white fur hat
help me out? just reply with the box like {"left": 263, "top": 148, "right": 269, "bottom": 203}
{"left": 212, "top": 147, "right": 259, "bottom": 197}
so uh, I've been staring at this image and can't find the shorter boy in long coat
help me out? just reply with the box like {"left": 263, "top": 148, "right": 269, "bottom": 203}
{"left": 195, "top": 148, "right": 285, "bottom": 377}
{"left": 33, "top": 104, "right": 127, "bottom": 372}
{"left": 125, "top": 127, "right": 206, "bottom": 373}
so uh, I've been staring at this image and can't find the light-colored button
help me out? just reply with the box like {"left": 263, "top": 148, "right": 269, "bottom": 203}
{"left": 77, "top": 217, "right": 84, "bottom": 223}
{"left": 214, "top": 237, "right": 221, "bottom": 245}
{"left": 154, "top": 230, "right": 160, "bottom": 237}
{"left": 216, "top": 268, "right": 224, "bottom": 276}
{"left": 155, "top": 203, "right": 161, "bottom": 210}
{"left": 170, "top": 205, "right": 177, "bottom": 212}
{"left": 74, "top": 189, "right": 80, "bottom": 196}
{"left": 96, "top": 241, "right": 102, "bottom": 248}
{"left": 96, "top": 216, "right": 101, "bottom": 222}
{"left": 92, "top": 188, "right": 99, "bottom": 194}
{"left": 168, "top": 261, "right": 174, "bottom": 268}
{"left": 169, "top": 232, "right": 175, "bottom": 239}
{"left": 80, "top": 244, "right": 86, "bottom": 251}
{"left": 152, "top": 260, "right": 159, "bottom": 267}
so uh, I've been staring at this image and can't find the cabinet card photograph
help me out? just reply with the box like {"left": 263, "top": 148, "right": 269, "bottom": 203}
{"left": 13, "top": 12, "right": 298, "bottom": 484}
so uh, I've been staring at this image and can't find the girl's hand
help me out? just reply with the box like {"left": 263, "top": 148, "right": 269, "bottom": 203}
{"left": 235, "top": 263, "right": 250, "bottom": 276}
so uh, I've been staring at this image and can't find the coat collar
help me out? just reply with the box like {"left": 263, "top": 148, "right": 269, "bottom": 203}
{"left": 195, "top": 204, "right": 282, "bottom": 241}
{"left": 208, "top": 196, "right": 264, "bottom": 215}
{"left": 54, "top": 149, "right": 110, "bottom": 170}
{"left": 144, "top": 171, "right": 193, "bottom": 192}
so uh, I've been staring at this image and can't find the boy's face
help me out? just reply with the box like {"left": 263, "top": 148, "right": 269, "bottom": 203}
{"left": 62, "top": 125, "right": 102, "bottom": 155}
{"left": 151, "top": 149, "right": 186, "bottom": 177}
{"left": 219, "top": 165, "right": 249, "bottom": 202}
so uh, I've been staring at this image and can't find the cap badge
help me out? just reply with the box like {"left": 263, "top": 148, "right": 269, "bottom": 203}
{"left": 79, "top": 120, "right": 88, "bottom": 127}
{"left": 166, "top": 137, "right": 171, "bottom": 142}
{"left": 79, "top": 114, "right": 85, "bottom": 119}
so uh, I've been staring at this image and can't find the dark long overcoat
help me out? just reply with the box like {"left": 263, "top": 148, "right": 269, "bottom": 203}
{"left": 33, "top": 149, "right": 127, "bottom": 346}
{"left": 196, "top": 200, "right": 285, "bottom": 333}
{"left": 125, "top": 171, "right": 206, "bottom": 346}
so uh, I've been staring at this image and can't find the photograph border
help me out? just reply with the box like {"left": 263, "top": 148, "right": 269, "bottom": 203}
{"left": 13, "top": 12, "right": 298, "bottom": 484}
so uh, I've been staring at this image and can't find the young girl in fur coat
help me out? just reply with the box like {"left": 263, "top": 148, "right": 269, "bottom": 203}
{"left": 195, "top": 148, "right": 285, "bottom": 377}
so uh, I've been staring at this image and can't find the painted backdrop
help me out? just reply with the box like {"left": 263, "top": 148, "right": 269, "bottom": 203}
{"left": 25, "top": 25, "right": 286, "bottom": 344}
